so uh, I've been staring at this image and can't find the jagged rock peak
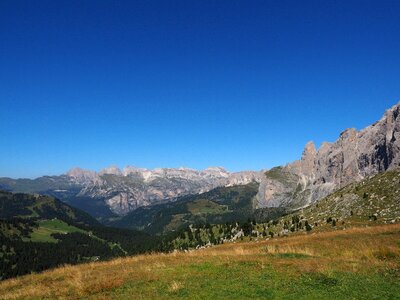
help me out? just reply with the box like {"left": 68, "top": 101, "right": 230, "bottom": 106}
{"left": 204, "top": 166, "right": 228, "bottom": 172}
{"left": 302, "top": 141, "right": 317, "bottom": 160}
{"left": 66, "top": 167, "right": 99, "bottom": 184}
{"left": 203, "top": 167, "right": 230, "bottom": 177}
{"left": 318, "top": 142, "right": 332, "bottom": 154}
{"left": 66, "top": 167, "right": 96, "bottom": 178}
{"left": 123, "top": 166, "right": 148, "bottom": 175}
{"left": 299, "top": 141, "right": 316, "bottom": 176}
{"left": 99, "top": 165, "right": 122, "bottom": 176}
{"left": 339, "top": 127, "right": 357, "bottom": 139}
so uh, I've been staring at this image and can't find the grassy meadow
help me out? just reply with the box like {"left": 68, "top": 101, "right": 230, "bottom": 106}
{"left": 28, "top": 219, "right": 86, "bottom": 243}
{"left": 1, "top": 223, "right": 400, "bottom": 299}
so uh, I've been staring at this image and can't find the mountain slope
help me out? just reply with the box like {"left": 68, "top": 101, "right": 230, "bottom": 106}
{"left": 0, "top": 190, "right": 100, "bottom": 226}
{"left": 0, "top": 190, "right": 160, "bottom": 280}
{"left": 280, "top": 167, "right": 400, "bottom": 231}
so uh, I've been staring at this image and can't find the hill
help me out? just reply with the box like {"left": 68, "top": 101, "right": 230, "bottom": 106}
{"left": 1, "top": 223, "right": 399, "bottom": 299}
{"left": 0, "top": 189, "right": 100, "bottom": 226}
{"left": 0, "top": 191, "right": 160, "bottom": 280}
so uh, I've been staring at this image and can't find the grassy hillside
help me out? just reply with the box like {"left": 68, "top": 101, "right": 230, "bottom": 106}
{"left": 273, "top": 168, "right": 400, "bottom": 234}
{"left": 110, "top": 183, "right": 260, "bottom": 234}
{"left": 1, "top": 224, "right": 399, "bottom": 299}
{"left": 29, "top": 219, "right": 87, "bottom": 243}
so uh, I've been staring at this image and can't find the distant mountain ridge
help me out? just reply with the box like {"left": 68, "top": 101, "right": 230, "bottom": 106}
{"left": 0, "top": 166, "right": 262, "bottom": 217}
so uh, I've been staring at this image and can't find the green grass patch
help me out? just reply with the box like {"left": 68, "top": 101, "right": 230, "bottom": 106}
{"left": 110, "top": 259, "right": 400, "bottom": 300}
{"left": 186, "top": 199, "right": 229, "bottom": 215}
{"left": 29, "top": 219, "right": 86, "bottom": 243}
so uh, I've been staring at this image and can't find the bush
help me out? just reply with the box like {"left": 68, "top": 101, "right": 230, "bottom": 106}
{"left": 369, "top": 214, "right": 378, "bottom": 221}
{"left": 305, "top": 220, "right": 312, "bottom": 231}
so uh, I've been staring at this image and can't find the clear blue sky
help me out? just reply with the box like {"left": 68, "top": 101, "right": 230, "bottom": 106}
{"left": 1, "top": 0, "right": 400, "bottom": 178}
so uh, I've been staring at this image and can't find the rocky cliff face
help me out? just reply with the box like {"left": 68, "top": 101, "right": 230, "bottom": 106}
{"left": 69, "top": 166, "right": 263, "bottom": 215}
{"left": 257, "top": 102, "right": 400, "bottom": 209}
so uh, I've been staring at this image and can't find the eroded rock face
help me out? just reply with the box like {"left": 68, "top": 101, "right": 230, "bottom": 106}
{"left": 63, "top": 166, "right": 263, "bottom": 215}
{"left": 257, "top": 102, "right": 400, "bottom": 209}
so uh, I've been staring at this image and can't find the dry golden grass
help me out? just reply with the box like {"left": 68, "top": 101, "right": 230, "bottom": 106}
{"left": 1, "top": 223, "right": 400, "bottom": 299}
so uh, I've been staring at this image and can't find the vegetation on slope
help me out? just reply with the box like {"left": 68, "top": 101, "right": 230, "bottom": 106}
{"left": 0, "top": 190, "right": 99, "bottom": 226}
{"left": 1, "top": 224, "right": 399, "bottom": 299}
{"left": 0, "top": 191, "right": 160, "bottom": 280}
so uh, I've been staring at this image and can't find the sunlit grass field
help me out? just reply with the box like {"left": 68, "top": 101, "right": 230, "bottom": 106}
{"left": 1, "top": 223, "right": 400, "bottom": 299}
{"left": 28, "top": 219, "right": 85, "bottom": 243}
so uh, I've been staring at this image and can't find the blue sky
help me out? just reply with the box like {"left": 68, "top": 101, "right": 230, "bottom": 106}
{"left": 1, "top": 0, "right": 400, "bottom": 178}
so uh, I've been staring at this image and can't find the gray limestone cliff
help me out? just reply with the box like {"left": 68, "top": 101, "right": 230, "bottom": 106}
{"left": 257, "top": 102, "right": 400, "bottom": 209}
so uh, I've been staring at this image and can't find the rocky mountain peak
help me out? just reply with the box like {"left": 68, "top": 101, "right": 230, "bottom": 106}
{"left": 302, "top": 141, "right": 317, "bottom": 160}
{"left": 66, "top": 167, "right": 96, "bottom": 178}
{"left": 318, "top": 142, "right": 332, "bottom": 155}
{"left": 299, "top": 141, "right": 317, "bottom": 176}
{"left": 205, "top": 166, "right": 228, "bottom": 172}
{"left": 66, "top": 167, "right": 99, "bottom": 184}
{"left": 338, "top": 128, "right": 358, "bottom": 145}
{"left": 99, "top": 166, "right": 123, "bottom": 176}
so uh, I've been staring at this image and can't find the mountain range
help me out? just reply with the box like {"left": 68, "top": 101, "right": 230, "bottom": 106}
{"left": 0, "top": 166, "right": 262, "bottom": 218}
{"left": 1, "top": 102, "right": 400, "bottom": 223}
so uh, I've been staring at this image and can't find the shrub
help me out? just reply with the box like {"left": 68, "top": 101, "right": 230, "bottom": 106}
{"left": 305, "top": 220, "right": 312, "bottom": 231}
